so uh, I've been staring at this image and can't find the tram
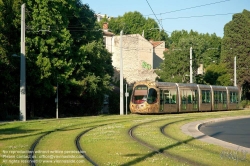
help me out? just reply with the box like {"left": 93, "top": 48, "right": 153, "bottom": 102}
{"left": 130, "top": 81, "right": 240, "bottom": 114}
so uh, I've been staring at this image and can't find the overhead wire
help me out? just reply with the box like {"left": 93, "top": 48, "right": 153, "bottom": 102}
{"left": 143, "top": 0, "right": 232, "bottom": 34}
{"left": 161, "top": 13, "right": 235, "bottom": 20}
{"left": 145, "top": 0, "right": 164, "bottom": 30}
{"left": 144, "top": 0, "right": 231, "bottom": 16}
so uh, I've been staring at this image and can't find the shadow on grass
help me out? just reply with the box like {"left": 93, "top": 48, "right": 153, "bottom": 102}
{"left": 0, "top": 131, "right": 48, "bottom": 141}
{"left": 121, "top": 132, "right": 217, "bottom": 166}
{"left": 121, "top": 118, "right": 224, "bottom": 166}
{"left": 0, "top": 126, "right": 41, "bottom": 135}
{"left": 161, "top": 123, "right": 223, "bottom": 156}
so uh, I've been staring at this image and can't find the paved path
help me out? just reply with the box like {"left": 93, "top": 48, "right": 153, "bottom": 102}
{"left": 181, "top": 116, "right": 250, "bottom": 153}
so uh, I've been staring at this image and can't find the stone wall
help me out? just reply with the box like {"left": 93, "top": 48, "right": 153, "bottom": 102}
{"left": 113, "top": 68, "right": 158, "bottom": 85}
{"left": 111, "top": 34, "right": 157, "bottom": 84}
{"left": 153, "top": 42, "right": 165, "bottom": 69}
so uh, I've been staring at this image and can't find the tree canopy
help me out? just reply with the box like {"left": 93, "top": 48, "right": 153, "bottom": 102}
{"left": 0, "top": 0, "right": 114, "bottom": 119}
{"left": 157, "top": 9, "right": 250, "bottom": 100}
{"left": 221, "top": 10, "right": 250, "bottom": 83}
{"left": 99, "top": 11, "right": 170, "bottom": 47}
{"left": 221, "top": 9, "right": 250, "bottom": 98}
{"left": 157, "top": 30, "right": 221, "bottom": 83}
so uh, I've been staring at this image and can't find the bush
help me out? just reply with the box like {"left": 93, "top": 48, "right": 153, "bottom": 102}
{"left": 241, "top": 100, "right": 250, "bottom": 108}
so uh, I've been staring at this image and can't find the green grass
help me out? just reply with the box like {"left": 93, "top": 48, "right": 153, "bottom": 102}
{"left": 0, "top": 110, "right": 250, "bottom": 166}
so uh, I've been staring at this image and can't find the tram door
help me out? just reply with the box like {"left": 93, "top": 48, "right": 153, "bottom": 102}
{"left": 180, "top": 89, "right": 198, "bottom": 112}
{"left": 160, "top": 89, "right": 178, "bottom": 113}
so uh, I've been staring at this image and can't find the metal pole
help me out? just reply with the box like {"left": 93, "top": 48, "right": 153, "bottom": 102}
{"left": 56, "top": 82, "right": 58, "bottom": 119}
{"left": 234, "top": 56, "right": 237, "bottom": 86}
{"left": 20, "top": 3, "right": 26, "bottom": 121}
{"left": 120, "top": 30, "right": 124, "bottom": 115}
{"left": 125, "top": 84, "right": 127, "bottom": 115}
{"left": 190, "top": 47, "right": 193, "bottom": 83}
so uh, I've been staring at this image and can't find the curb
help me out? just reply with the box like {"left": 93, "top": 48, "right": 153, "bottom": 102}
{"left": 181, "top": 115, "right": 250, "bottom": 154}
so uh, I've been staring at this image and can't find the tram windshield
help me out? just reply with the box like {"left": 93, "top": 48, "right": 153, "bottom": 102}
{"left": 132, "top": 85, "right": 148, "bottom": 104}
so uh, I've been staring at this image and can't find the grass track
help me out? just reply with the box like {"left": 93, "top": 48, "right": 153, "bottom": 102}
{"left": 0, "top": 110, "right": 250, "bottom": 166}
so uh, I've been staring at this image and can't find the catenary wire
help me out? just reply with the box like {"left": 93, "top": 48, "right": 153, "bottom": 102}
{"left": 144, "top": 0, "right": 231, "bottom": 16}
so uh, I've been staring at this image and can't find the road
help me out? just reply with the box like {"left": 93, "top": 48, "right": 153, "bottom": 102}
{"left": 199, "top": 117, "right": 250, "bottom": 148}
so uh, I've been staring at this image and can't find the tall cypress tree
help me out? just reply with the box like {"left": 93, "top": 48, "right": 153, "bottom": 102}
{"left": 221, "top": 9, "right": 250, "bottom": 99}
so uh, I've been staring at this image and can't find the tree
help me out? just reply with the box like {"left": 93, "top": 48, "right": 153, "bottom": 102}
{"left": 0, "top": 0, "right": 114, "bottom": 119}
{"left": 24, "top": 0, "right": 77, "bottom": 116}
{"left": 157, "top": 30, "right": 221, "bottom": 83}
{"left": 0, "top": 0, "right": 22, "bottom": 119}
{"left": 102, "top": 11, "right": 170, "bottom": 47}
{"left": 221, "top": 9, "right": 250, "bottom": 99}
{"left": 25, "top": 0, "right": 114, "bottom": 116}
{"left": 203, "top": 63, "right": 231, "bottom": 85}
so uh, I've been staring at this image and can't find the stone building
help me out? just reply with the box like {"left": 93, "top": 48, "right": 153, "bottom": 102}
{"left": 150, "top": 40, "right": 165, "bottom": 69}
{"left": 102, "top": 23, "right": 165, "bottom": 84}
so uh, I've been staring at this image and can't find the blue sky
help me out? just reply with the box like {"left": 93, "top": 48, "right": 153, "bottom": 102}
{"left": 81, "top": 0, "right": 250, "bottom": 37}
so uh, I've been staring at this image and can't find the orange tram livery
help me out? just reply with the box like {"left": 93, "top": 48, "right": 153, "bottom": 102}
{"left": 130, "top": 81, "right": 240, "bottom": 114}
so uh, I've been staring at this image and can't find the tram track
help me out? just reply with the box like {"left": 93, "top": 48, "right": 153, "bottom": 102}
{"left": 28, "top": 131, "right": 54, "bottom": 166}
{"left": 75, "top": 126, "right": 102, "bottom": 166}
{"left": 128, "top": 118, "right": 206, "bottom": 166}
{"left": 27, "top": 118, "right": 118, "bottom": 166}
{"left": 28, "top": 126, "right": 102, "bottom": 166}
{"left": 27, "top": 118, "right": 130, "bottom": 166}
{"left": 75, "top": 119, "right": 132, "bottom": 166}
{"left": 27, "top": 116, "right": 206, "bottom": 165}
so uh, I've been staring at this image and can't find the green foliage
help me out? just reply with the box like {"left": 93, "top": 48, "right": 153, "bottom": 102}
{"left": 157, "top": 30, "right": 221, "bottom": 83}
{"left": 0, "top": 0, "right": 114, "bottom": 119}
{"left": 242, "top": 81, "right": 250, "bottom": 100}
{"left": 100, "top": 11, "right": 170, "bottom": 47}
{"left": 0, "top": 0, "right": 21, "bottom": 119}
{"left": 203, "top": 63, "right": 232, "bottom": 86}
{"left": 76, "top": 41, "right": 113, "bottom": 94}
{"left": 240, "top": 100, "right": 250, "bottom": 108}
{"left": 221, "top": 9, "right": 250, "bottom": 87}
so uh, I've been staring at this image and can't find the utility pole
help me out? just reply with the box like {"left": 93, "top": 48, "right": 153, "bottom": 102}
{"left": 56, "top": 82, "right": 58, "bottom": 119}
{"left": 120, "top": 30, "right": 124, "bottom": 115}
{"left": 20, "top": 3, "right": 26, "bottom": 121}
{"left": 125, "top": 84, "right": 129, "bottom": 115}
{"left": 190, "top": 47, "right": 193, "bottom": 83}
{"left": 234, "top": 56, "right": 237, "bottom": 86}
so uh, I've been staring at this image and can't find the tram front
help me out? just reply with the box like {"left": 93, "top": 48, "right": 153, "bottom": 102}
{"left": 130, "top": 81, "right": 159, "bottom": 114}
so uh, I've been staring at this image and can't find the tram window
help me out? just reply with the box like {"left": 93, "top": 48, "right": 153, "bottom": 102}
{"left": 172, "top": 94, "right": 177, "bottom": 104}
{"left": 230, "top": 91, "right": 238, "bottom": 103}
{"left": 181, "top": 90, "right": 187, "bottom": 103}
{"left": 164, "top": 89, "right": 177, "bottom": 104}
{"left": 223, "top": 92, "right": 227, "bottom": 104}
{"left": 193, "top": 90, "right": 198, "bottom": 107}
{"left": 215, "top": 91, "right": 225, "bottom": 103}
{"left": 147, "top": 88, "right": 157, "bottom": 104}
{"left": 132, "top": 85, "right": 148, "bottom": 104}
{"left": 218, "top": 91, "right": 222, "bottom": 103}
{"left": 202, "top": 90, "right": 211, "bottom": 103}
{"left": 214, "top": 91, "right": 219, "bottom": 103}
{"left": 187, "top": 90, "right": 192, "bottom": 104}
{"left": 180, "top": 89, "right": 197, "bottom": 104}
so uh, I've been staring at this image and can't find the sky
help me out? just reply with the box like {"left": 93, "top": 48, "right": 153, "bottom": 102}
{"left": 81, "top": 0, "right": 250, "bottom": 37}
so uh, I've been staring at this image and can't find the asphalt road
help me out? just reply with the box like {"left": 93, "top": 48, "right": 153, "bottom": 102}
{"left": 199, "top": 117, "right": 250, "bottom": 148}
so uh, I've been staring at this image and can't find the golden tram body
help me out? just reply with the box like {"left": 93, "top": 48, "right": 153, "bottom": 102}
{"left": 130, "top": 81, "right": 240, "bottom": 114}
